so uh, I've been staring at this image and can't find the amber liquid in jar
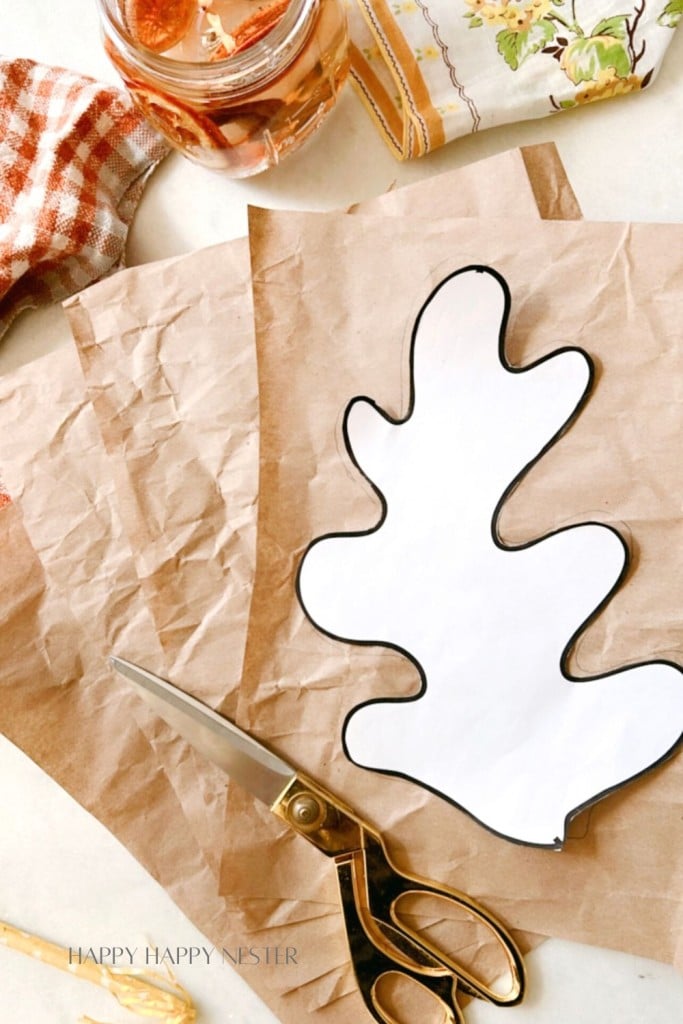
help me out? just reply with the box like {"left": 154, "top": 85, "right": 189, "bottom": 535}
{"left": 98, "top": 0, "right": 349, "bottom": 175}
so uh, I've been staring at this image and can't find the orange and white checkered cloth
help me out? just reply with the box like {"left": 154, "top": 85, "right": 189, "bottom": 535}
{"left": 0, "top": 57, "right": 169, "bottom": 340}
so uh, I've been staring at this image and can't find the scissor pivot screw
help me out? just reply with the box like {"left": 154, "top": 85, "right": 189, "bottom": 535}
{"left": 288, "top": 792, "right": 326, "bottom": 832}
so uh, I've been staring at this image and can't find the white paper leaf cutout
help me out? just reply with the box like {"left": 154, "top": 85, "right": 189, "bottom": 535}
{"left": 299, "top": 267, "right": 683, "bottom": 847}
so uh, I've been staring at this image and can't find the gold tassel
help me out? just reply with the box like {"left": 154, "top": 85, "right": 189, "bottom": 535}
{"left": 0, "top": 921, "right": 196, "bottom": 1023}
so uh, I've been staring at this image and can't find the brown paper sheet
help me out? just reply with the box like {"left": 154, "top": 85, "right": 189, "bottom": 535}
{"left": 3, "top": 142, "right": 670, "bottom": 1024}
{"left": 63, "top": 143, "right": 571, "bottom": 897}
{"left": 241, "top": 207, "right": 683, "bottom": 994}
{"left": 64, "top": 237, "right": 258, "bottom": 720}
{"left": 349, "top": 142, "right": 582, "bottom": 223}
{"left": 0, "top": 345, "right": 284, "bottom": 1008}
{"left": 0, "top": 348, "right": 229, "bottom": 917}
{"left": 63, "top": 145, "right": 567, "bottom": 1019}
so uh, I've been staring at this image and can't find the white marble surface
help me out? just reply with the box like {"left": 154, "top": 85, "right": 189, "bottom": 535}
{"left": 2, "top": 3, "right": 683, "bottom": 1022}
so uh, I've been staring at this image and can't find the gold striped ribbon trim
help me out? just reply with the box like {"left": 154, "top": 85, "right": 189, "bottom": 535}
{"left": 354, "top": 0, "right": 445, "bottom": 158}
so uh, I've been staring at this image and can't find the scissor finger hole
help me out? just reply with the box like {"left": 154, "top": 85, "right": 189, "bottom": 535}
{"left": 392, "top": 891, "right": 517, "bottom": 1000}
{"left": 373, "top": 970, "right": 461, "bottom": 1024}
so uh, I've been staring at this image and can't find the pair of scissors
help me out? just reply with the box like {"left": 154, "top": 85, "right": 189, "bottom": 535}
{"left": 111, "top": 656, "right": 525, "bottom": 1023}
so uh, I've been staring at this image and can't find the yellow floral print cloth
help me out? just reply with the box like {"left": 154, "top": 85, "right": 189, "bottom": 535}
{"left": 347, "top": 0, "right": 681, "bottom": 157}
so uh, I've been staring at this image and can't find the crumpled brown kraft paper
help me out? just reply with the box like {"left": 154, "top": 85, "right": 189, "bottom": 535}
{"left": 238, "top": 205, "right": 683, "bottom": 1001}
{"left": 57, "top": 145, "right": 565, "bottom": 1019}
{"left": 0, "top": 142, "right": 669, "bottom": 1022}
{"left": 63, "top": 236, "right": 258, "bottom": 721}
{"left": 62, "top": 141, "right": 573, "bottom": 900}
{"left": 59, "top": 145, "right": 571, "bottom": 1019}
{"left": 0, "top": 346, "right": 235, "bottom": 892}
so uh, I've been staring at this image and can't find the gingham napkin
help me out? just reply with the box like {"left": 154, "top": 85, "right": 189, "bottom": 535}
{"left": 0, "top": 57, "right": 169, "bottom": 340}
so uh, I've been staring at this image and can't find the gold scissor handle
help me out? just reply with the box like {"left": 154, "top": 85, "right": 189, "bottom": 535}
{"left": 336, "top": 849, "right": 465, "bottom": 1024}
{"left": 353, "top": 828, "right": 525, "bottom": 1007}
{"left": 272, "top": 774, "right": 525, "bottom": 1021}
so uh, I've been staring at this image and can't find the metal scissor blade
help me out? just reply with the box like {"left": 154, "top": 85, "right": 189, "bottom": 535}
{"left": 110, "top": 656, "right": 296, "bottom": 807}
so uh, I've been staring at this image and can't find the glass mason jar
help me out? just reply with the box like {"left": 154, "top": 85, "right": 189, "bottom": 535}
{"left": 96, "top": 0, "right": 350, "bottom": 176}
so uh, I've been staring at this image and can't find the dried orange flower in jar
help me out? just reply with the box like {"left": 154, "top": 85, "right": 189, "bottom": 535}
{"left": 208, "top": 0, "right": 291, "bottom": 60}
{"left": 122, "top": 0, "right": 197, "bottom": 52}
{"left": 98, "top": 0, "right": 350, "bottom": 176}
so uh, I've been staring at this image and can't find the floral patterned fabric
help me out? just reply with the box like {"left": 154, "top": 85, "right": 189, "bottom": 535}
{"left": 348, "top": 0, "right": 681, "bottom": 157}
